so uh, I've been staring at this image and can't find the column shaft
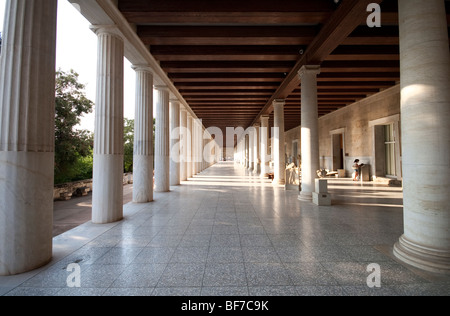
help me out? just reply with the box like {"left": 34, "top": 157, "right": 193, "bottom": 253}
{"left": 0, "top": 0, "right": 57, "bottom": 275}
{"left": 299, "top": 65, "right": 321, "bottom": 200}
{"left": 186, "top": 115, "right": 193, "bottom": 179}
{"left": 254, "top": 124, "right": 260, "bottom": 175}
{"left": 132, "top": 66, "right": 154, "bottom": 203}
{"left": 273, "top": 100, "right": 286, "bottom": 185}
{"left": 394, "top": 0, "right": 450, "bottom": 273}
{"left": 248, "top": 128, "right": 254, "bottom": 171}
{"left": 155, "top": 86, "right": 170, "bottom": 192}
{"left": 91, "top": 26, "right": 124, "bottom": 224}
{"left": 170, "top": 100, "right": 180, "bottom": 186}
{"left": 180, "top": 108, "right": 188, "bottom": 181}
{"left": 260, "top": 116, "right": 270, "bottom": 177}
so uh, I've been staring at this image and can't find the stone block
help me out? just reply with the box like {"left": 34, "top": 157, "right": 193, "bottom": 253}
{"left": 312, "top": 192, "right": 331, "bottom": 206}
{"left": 315, "top": 179, "right": 328, "bottom": 193}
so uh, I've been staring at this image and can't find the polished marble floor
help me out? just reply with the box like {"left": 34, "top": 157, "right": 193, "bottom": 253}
{"left": 1, "top": 162, "right": 449, "bottom": 296}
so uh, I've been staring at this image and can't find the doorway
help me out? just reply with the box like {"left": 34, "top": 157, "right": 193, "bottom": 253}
{"left": 331, "top": 133, "right": 345, "bottom": 171}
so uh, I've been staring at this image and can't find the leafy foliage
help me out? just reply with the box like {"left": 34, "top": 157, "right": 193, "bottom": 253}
{"left": 54, "top": 69, "right": 94, "bottom": 184}
{"left": 124, "top": 118, "right": 134, "bottom": 173}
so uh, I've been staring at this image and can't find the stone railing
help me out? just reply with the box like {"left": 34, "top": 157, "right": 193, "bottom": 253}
{"left": 54, "top": 173, "right": 133, "bottom": 201}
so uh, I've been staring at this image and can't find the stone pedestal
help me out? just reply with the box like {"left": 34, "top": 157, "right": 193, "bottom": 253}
{"left": 273, "top": 100, "right": 286, "bottom": 185}
{"left": 170, "top": 100, "right": 181, "bottom": 186}
{"left": 298, "top": 66, "right": 321, "bottom": 201}
{"left": 0, "top": 0, "right": 58, "bottom": 275}
{"left": 155, "top": 86, "right": 170, "bottom": 192}
{"left": 394, "top": 0, "right": 450, "bottom": 274}
{"left": 91, "top": 26, "right": 125, "bottom": 224}
{"left": 132, "top": 65, "right": 154, "bottom": 203}
{"left": 312, "top": 179, "right": 331, "bottom": 206}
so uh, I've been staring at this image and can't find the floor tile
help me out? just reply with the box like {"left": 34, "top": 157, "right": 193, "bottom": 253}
{"left": 245, "top": 263, "right": 293, "bottom": 286}
{"left": 201, "top": 287, "right": 249, "bottom": 296}
{"left": 296, "top": 286, "right": 348, "bottom": 296}
{"left": 170, "top": 247, "right": 209, "bottom": 263}
{"left": 249, "top": 286, "right": 298, "bottom": 296}
{"left": 207, "top": 247, "right": 244, "bottom": 264}
{"left": 104, "top": 288, "right": 154, "bottom": 296}
{"left": 242, "top": 247, "right": 281, "bottom": 263}
{"left": 285, "top": 263, "right": 339, "bottom": 286}
{"left": 158, "top": 263, "right": 206, "bottom": 287}
{"left": 153, "top": 287, "right": 202, "bottom": 296}
{"left": 110, "top": 264, "right": 167, "bottom": 288}
{"left": 203, "top": 263, "right": 247, "bottom": 287}
{"left": 132, "top": 247, "right": 175, "bottom": 264}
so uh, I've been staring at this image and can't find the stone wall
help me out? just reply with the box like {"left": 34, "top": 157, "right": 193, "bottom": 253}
{"left": 53, "top": 173, "right": 133, "bottom": 201}
{"left": 276, "top": 85, "right": 401, "bottom": 179}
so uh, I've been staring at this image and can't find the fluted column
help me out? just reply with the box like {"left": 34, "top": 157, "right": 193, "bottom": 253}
{"left": 155, "top": 86, "right": 170, "bottom": 192}
{"left": 186, "top": 115, "right": 193, "bottom": 179}
{"left": 298, "top": 65, "right": 321, "bottom": 201}
{"left": 91, "top": 25, "right": 124, "bottom": 224}
{"left": 393, "top": 0, "right": 450, "bottom": 274}
{"left": 192, "top": 120, "right": 198, "bottom": 175}
{"left": 260, "top": 115, "right": 270, "bottom": 178}
{"left": 253, "top": 123, "right": 261, "bottom": 175}
{"left": 273, "top": 100, "right": 286, "bottom": 185}
{"left": 248, "top": 127, "right": 254, "bottom": 172}
{"left": 245, "top": 134, "right": 250, "bottom": 169}
{"left": 170, "top": 99, "right": 181, "bottom": 186}
{"left": 132, "top": 65, "right": 154, "bottom": 203}
{"left": 180, "top": 107, "right": 188, "bottom": 181}
{"left": 0, "top": 0, "right": 57, "bottom": 276}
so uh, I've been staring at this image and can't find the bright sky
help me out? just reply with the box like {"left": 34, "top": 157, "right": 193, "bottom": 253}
{"left": 0, "top": 0, "right": 136, "bottom": 131}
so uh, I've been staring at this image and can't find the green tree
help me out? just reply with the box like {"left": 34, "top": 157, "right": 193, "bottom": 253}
{"left": 54, "top": 69, "right": 94, "bottom": 184}
{"left": 124, "top": 118, "right": 134, "bottom": 173}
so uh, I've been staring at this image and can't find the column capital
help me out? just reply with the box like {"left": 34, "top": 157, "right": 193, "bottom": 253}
{"left": 89, "top": 24, "right": 123, "bottom": 39}
{"left": 298, "top": 65, "right": 321, "bottom": 79}
{"left": 132, "top": 64, "right": 153, "bottom": 74}
{"left": 154, "top": 85, "right": 170, "bottom": 92}
{"left": 273, "top": 99, "right": 286, "bottom": 107}
{"left": 170, "top": 98, "right": 181, "bottom": 105}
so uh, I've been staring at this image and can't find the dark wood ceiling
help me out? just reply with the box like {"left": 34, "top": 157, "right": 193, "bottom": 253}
{"left": 118, "top": 0, "right": 450, "bottom": 134}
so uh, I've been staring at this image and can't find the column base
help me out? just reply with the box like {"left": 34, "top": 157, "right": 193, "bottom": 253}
{"left": 394, "top": 235, "right": 450, "bottom": 275}
{"left": 272, "top": 179, "right": 285, "bottom": 186}
{"left": 298, "top": 191, "right": 313, "bottom": 201}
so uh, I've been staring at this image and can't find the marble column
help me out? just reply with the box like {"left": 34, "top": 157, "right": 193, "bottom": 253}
{"left": 186, "top": 115, "right": 193, "bottom": 179}
{"left": 180, "top": 107, "right": 188, "bottom": 181}
{"left": 253, "top": 123, "right": 261, "bottom": 175}
{"left": 273, "top": 100, "right": 286, "bottom": 185}
{"left": 0, "top": 0, "right": 57, "bottom": 276}
{"left": 132, "top": 65, "right": 154, "bottom": 203}
{"left": 260, "top": 115, "right": 270, "bottom": 178}
{"left": 245, "top": 134, "right": 250, "bottom": 169}
{"left": 298, "top": 65, "right": 321, "bottom": 201}
{"left": 154, "top": 86, "right": 170, "bottom": 192}
{"left": 248, "top": 128, "right": 254, "bottom": 172}
{"left": 393, "top": 0, "right": 450, "bottom": 274}
{"left": 192, "top": 120, "right": 198, "bottom": 175}
{"left": 91, "top": 25, "right": 124, "bottom": 224}
{"left": 170, "top": 99, "right": 180, "bottom": 186}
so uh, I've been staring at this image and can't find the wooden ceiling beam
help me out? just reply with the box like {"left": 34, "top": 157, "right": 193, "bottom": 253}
{"left": 251, "top": 0, "right": 384, "bottom": 125}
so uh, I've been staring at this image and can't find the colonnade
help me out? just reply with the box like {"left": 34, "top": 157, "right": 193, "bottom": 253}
{"left": 0, "top": 0, "right": 448, "bottom": 276}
